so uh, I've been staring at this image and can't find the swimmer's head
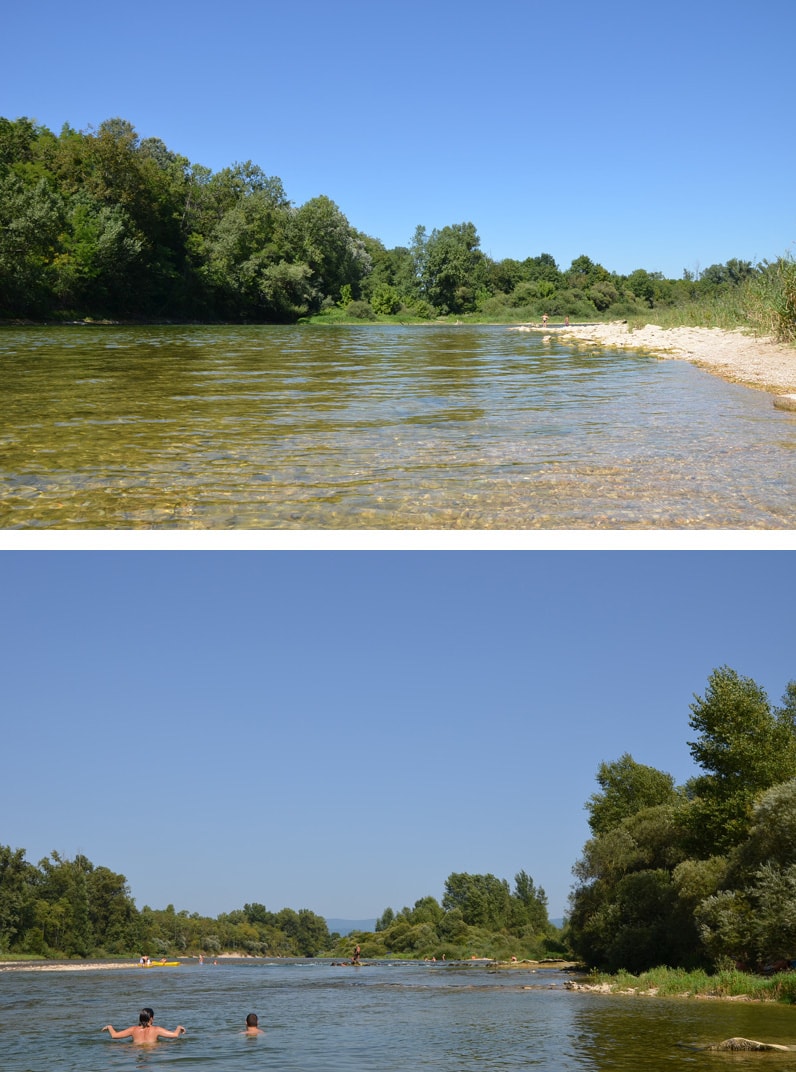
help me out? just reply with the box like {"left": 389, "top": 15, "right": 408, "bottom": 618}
{"left": 246, "top": 1013, "right": 258, "bottom": 1027}
{"left": 139, "top": 1010, "right": 152, "bottom": 1026}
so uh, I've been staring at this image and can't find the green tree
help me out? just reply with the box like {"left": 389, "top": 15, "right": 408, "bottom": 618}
{"left": 291, "top": 195, "right": 371, "bottom": 308}
{"left": 294, "top": 909, "right": 330, "bottom": 956}
{"left": 86, "top": 865, "right": 140, "bottom": 952}
{"left": 748, "top": 863, "right": 796, "bottom": 965}
{"left": 588, "top": 280, "right": 620, "bottom": 311}
{"left": 362, "top": 241, "right": 417, "bottom": 306}
{"left": 489, "top": 257, "right": 524, "bottom": 295}
{"left": 375, "top": 907, "right": 395, "bottom": 931}
{"left": 685, "top": 667, "right": 796, "bottom": 854}
{"left": 420, "top": 222, "right": 486, "bottom": 313}
{"left": 586, "top": 753, "right": 680, "bottom": 836}
{"left": 0, "top": 174, "right": 63, "bottom": 316}
{"left": 522, "top": 253, "right": 561, "bottom": 285}
{"left": 442, "top": 872, "right": 512, "bottom": 929}
{"left": 567, "top": 255, "right": 608, "bottom": 286}
{"left": 409, "top": 896, "right": 444, "bottom": 925}
{"left": 53, "top": 193, "right": 145, "bottom": 312}
{"left": 625, "top": 268, "right": 656, "bottom": 306}
{"left": 0, "top": 846, "right": 37, "bottom": 952}
{"left": 731, "top": 777, "right": 796, "bottom": 879}
{"left": 259, "top": 260, "right": 314, "bottom": 321}
{"left": 243, "top": 902, "right": 271, "bottom": 925}
{"left": 511, "top": 870, "right": 549, "bottom": 932}
{"left": 67, "top": 856, "right": 92, "bottom": 957}
{"left": 570, "top": 794, "right": 695, "bottom": 970}
{"left": 200, "top": 182, "right": 292, "bottom": 318}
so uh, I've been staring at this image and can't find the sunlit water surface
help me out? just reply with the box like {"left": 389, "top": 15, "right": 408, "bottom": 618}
{"left": 1, "top": 324, "right": 794, "bottom": 528}
{"left": 3, "top": 959, "right": 796, "bottom": 1072}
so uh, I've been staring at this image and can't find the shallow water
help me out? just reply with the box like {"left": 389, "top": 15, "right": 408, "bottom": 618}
{"left": 2, "top": 960, "right": 796, "bottom": 1072}
{"left": 1, "top": 324, "right": 794, "bottom": 528}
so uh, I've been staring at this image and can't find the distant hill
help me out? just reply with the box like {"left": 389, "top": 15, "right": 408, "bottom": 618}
{"left": 326, "top": 918, "right": 377, "bottom": 936}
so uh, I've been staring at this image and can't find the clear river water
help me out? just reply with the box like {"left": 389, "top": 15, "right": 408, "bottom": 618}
{"left": 3, "top": 959, "right": 796, "bottom": 1072}
{"left": 1, "top": 323, "right": 794, "bottom": 529}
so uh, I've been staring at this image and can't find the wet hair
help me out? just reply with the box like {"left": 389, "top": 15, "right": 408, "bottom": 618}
{"left": 144, "top": 1008, "right": 154, "bottom": 1019}
{"left": 246, "top": 1013, "right": 258, "bottom": 1027}
{"left": 139, "top": 1010, "right": 152, "bottom": 1026}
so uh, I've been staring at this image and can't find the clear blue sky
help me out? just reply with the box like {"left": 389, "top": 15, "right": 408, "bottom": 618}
{"left": 2, "top": 551, "right": 794, "bottom": 923}
{"left": 3, "top": 0, "right": 793, "bottom": 278}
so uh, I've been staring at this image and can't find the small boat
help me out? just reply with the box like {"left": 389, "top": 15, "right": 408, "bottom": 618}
{"left": 141, "top": 960, "right": 180, "bottom": 968}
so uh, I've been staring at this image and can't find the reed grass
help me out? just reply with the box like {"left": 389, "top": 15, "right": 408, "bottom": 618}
{"left": 742, "top": 255, "right": 796, "bottom": 343}
{"left": 625, "top": 295, "right": 748, "bottom": 333}
{"left": 626, "top": 255, "right": 796, "bottom": 343}
{"left": 588, "top": 965, "right": 796, "bottom": 1003}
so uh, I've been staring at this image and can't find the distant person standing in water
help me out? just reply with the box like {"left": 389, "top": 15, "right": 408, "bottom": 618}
{"left": 352, "top": 943, "right": 361, "bottom": 964}
{"left": 243, "top": 1013, "right": 265, "bottom": 1035}
{"left": 102, "top": 1008, "right": 186, "bottom": 1044}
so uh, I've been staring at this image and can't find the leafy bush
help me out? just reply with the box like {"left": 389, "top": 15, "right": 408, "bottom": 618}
{"left": 345, "top": 300, "right": 376, "bottom": 320}
{"left": 370, "top": 284, "right": 402, "bottom": 315}
{"left": 408, "top": 299, "right": 437, "bottom": 320}
{"left": 509, "top": 281, "right": 539, "bottom": 306}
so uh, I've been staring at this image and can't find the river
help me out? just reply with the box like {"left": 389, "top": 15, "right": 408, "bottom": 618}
{"left": 2, "top": 959, "right": 796, "bottom": 1072}
{"left": 1, "top": 324, "right": 794, "bottom": 528}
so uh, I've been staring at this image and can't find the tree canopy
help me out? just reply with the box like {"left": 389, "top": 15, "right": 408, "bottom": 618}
{"left": 0, "top": 847, "right": 331, "bottom": 958}
{"left": 343, "top": 869, "right": 557, "bottom": 962}
{"left": 1, "top": 114, "right": 782, "bottom": 326}
{"left": 568, "top": 667, "right": 796, "bottom": 973}
{"left": 0, "top": 847, "right": 558, "bottom": 963}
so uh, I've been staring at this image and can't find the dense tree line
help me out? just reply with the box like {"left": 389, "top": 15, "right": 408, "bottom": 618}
{"left": 0, "top": 115, "right": 782, "bottom": 326}
{"left": 334, "top": 870, "right": 563, "bottom": 962}
{"left": 0, "top": 849, "right": 331, "bottom": 958}
{"left": 0, "top": 847, "right": 559, "bottom": 962}
{"left": 7, "top": 665, "right": 796, "bottom": 972}
{"left": 567, "top": 667, "right": 796, "bottom": 973}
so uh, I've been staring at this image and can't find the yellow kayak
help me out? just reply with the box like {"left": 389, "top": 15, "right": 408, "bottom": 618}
{"left": 141, "top": 961, "right": 180, "bottom": 967}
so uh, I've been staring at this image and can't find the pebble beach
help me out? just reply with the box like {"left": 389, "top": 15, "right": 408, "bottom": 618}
{"left": 515, "top": 321, "right": 796, "bottom": 406}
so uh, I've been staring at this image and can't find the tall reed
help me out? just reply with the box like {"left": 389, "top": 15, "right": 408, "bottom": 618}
{"left": 588, "top": 965, "right": 796, "bottom": 1003}
{"left": 742, "top": 255, "right": 796, "bottom": 343}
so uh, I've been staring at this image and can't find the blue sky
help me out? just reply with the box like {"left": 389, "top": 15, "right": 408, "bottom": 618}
{"left": 2, "top": 550, "right": 794, "bottom": 923}
{"left": 3, "top": 0, "right": 793, "bottom": 278}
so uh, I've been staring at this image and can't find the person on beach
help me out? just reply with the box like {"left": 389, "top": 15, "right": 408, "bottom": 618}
{"left": 102, "top": 1008, "right": 186, "bottom": 1044}
{"left": 243, "top": 1013, "right": 264, "bottom": 1035}
{"left": 541, "top": 314, "right": 549, "bottom": 328}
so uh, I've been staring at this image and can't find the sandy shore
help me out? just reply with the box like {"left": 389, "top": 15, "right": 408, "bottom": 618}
{"left": 0, "top": 960, "right": 142, "bottom": 973}
{"left": 514, "top": 322, "right": 796, "bottom": 405}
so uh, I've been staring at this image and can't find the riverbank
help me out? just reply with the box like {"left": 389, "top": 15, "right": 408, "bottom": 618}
{"left": 0, "top": 956, "right": 574, "bottom": 973}
{"left": 0, "top": 959, "right": 141, "bottom": 972}
{"left": 562, "top": 965, "right": 796, "bottom": 1004}
{"left": 536, "top": 321, "right": 796, "bottom": 403}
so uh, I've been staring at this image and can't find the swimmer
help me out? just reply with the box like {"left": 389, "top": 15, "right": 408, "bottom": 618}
{"left": 143, "top": 1008, "right": 168, "bottom": 1033}
{"left": 243, "top": 1013, "right": 264, "bottom": 1036}
{"left": 102, "top": 1008, "right": 186, "bottom": 1044}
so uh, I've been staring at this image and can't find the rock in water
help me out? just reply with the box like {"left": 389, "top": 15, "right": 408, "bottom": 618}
{"left": 709, "top": 1037, "right": 789, "bottom": 1052}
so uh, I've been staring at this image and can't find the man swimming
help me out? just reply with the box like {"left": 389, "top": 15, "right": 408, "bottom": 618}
{"left": 243, "top": 1013, "right": 264, "bottom": 1035}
